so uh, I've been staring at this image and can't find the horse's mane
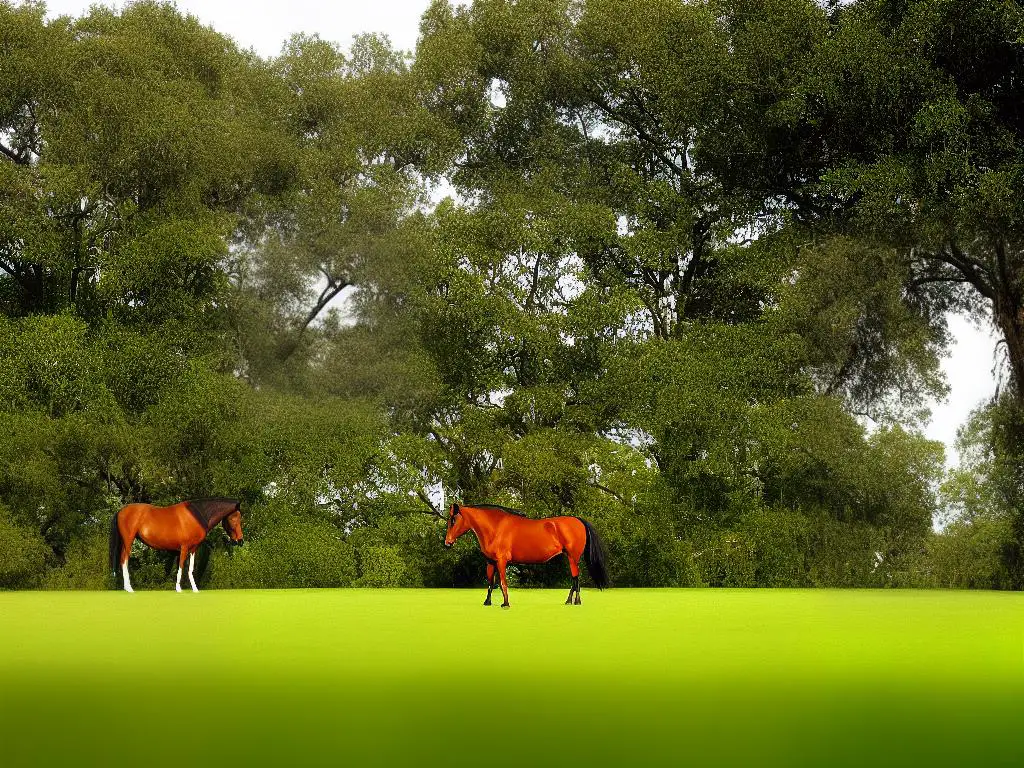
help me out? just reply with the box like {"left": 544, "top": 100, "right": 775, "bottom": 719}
{"left": 467, "top": 503, "right": 527, "bottom": 517}
{"left": 185, "top": 497, "right": 240, "bottom": 529}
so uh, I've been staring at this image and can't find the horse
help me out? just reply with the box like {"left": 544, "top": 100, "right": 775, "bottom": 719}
{"left": 443, "top": 503, "right": 609, "bottom": 608}
{"left": 108, "top": 498, "right": 244, "bottom": 593}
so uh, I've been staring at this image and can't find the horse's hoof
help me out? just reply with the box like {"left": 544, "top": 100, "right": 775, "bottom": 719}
{"left": 483, "top": 601, "right": 491, "bottom": 606}
{"left": 501, "top": 604, "right": 510, "bottom": 609}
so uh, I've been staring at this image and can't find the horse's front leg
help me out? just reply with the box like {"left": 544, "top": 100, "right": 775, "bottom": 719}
{"left": 497, "top": 559, "right": 511, "bottom": 609}
{"left": 484, "top": 561, "right": 496, "bottom": 606}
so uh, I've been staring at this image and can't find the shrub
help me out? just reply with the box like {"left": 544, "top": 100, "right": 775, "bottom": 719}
{"left": 209, "top": 513, "right": 356, "bottom": 589}
{"left": 0, "top": 506, "right": 51, "bottom": 589}
{"left": 43, "top": 533, "right": 110, "bottom": 590}
{"left": 925, "top": 514, "right": 1014, "bottom": 589}
{"left": 694, "top": 529, "right": 757, "bottom": 587}
{"left": 356, "top": 545, "right": 407, "bottom": 587}
{"left": 611, "top": 508, "right": 701, "bottom": 587}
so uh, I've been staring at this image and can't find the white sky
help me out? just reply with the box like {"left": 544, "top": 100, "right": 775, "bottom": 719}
{"left": 45, "top": 0, "right": 434, "bottom": 55}
{"left": 42, "top": 0, "right": 1002, "bottom": 469}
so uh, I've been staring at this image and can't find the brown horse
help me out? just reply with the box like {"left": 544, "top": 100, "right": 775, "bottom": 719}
{"left": 108, "top": 498, "right": 244, "bottom": 592}
{"left": 443, "top": 503, "right": 609, "bottom": 608}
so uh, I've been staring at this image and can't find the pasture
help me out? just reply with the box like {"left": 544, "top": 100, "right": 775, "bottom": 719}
{"left": 1, "top": 589, "right": 1021, "bottom": 767}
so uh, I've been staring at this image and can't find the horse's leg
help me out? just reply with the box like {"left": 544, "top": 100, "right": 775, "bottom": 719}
{"left": 568, "top": 555, "right": 582, "bottom": 605}
{"left": 497, "top": 559, "right": 511, "bottom": 609}
{"left": 564, "top": 552, "right": 576, "bottom": 605}
{"left": 175, "top": 547, "right": 187, "bottom": 592}
{"left": 187, "top": 550, "right": 199, "bottom": 593}
{"left": 120, "top": 554, "right": 134, "bottom": 593}
{"left": 119, "top": 519, "right": 135, "bottom": 593}
{"left": 483, "top": 562, "right": 496, "bottom": 606}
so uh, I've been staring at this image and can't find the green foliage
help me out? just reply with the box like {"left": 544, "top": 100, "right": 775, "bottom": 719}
{"left": 613, "top": 513, "right": 703, "bottom": 588}
{"left": 42, "top": 532, "right": 110, "bottom": 590}
{"left": 356, "top": 546, "right": 408, "bottom": 587}
{"left": 925, "top": 515, "right": 1015, "bottom": 590}
{"left": 0, "top": 503, "right": 50, "bottom": 589}
{"left": 209, "top": 508, "right": 357, "bottom": 589}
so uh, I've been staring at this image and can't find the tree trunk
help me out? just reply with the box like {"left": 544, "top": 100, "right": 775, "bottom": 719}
{"left": 992, "top": 293, "right": 1024, "bottom": 588}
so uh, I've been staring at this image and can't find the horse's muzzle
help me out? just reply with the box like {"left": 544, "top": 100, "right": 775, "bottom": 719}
{"left": 444, "top": 542, "right": 452, "bottom": 548}
{"left": 234, "top": 538, "right": 244, "bottom": 547}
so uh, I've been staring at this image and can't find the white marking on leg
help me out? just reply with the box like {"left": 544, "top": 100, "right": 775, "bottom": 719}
{"left": 188, "top": 553, "right": 198, "bottom": 592}
{"left": 122, "top": 561, "right": 133, "bottom": 593}
{"left": 175, "top": 566, "right": 182, "bottom": 592}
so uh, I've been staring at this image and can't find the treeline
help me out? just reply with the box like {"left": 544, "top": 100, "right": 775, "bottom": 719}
{"left": 1, "top": 0, "right": 1021, "bottom": 590}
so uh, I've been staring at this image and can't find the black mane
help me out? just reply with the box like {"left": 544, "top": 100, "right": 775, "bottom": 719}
{"left": 468, "top": 503, "right": 527, "bottom": 517}
{"left": 185, "top": 497, "right": 240, "bottom": 530}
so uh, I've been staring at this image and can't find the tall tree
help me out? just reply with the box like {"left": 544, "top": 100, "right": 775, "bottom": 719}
{"left": 720, "top": 0, "right": 1024, "bottom": 581}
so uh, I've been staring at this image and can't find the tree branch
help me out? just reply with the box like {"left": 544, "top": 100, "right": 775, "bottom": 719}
{"left": 524, "top": 250, "right": 543, "bottom": 312}
{"left": 0, "top": 258, "right": 20, "bottom": 279}
{"left": 277, "top": 272, "right": 350, "bottom": 361}
{"left": 415, "top": 488, "right": 447, "bottom": 520}
{"left": 0, "top": 142, "right": 27, "bottom": 165}
{"left": 587, "top": 90, "right": 686, "bottom": 181}
{"left": 921, "top": 246, "right": 996, "bottom": 301}
{"left": 589, "top": 480, "right": 628, "bottom": 505}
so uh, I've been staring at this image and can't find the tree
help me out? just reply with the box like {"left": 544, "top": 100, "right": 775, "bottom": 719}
{"left": 720, "top": 0, "right": 1024, "bottom": 581}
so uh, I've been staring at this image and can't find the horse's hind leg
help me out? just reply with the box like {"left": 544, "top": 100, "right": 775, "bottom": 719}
{"left": 566, "top": 555, "right": 581, "bottom": 605}
{"left": 564, "top": 553, "right": 576, "bottom": 604}
{"left": 497, "top": 559, "right": 511, "bottom": 609}
{"left": 175, "top": 547, "right": 188, "bottom": 592}
{"left": 484, "top": 562, "right": 496, "bottom": 606}
{"left": 187, "top": 550, "right": 199, "bottom": 593}
{"left": 118, "top": 516, "right": 136, "bottom": 593}
{"left": 120, "top": 554, "right": 134, "bottom": 593}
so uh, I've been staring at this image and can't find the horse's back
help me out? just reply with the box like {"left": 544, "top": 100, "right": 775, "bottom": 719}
{"left": 117, "top": 502, "right": 152, "bottom": 522}
{"left": 118, "top": 502, "right": 203, "bottom": 550}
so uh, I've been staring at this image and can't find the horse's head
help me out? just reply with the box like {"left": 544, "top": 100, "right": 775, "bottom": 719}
{"left": 444, "top": 503, "right": 469, "bottom": 547}
{"left": 222, "top": 506, "right": 244, "bottom": 546}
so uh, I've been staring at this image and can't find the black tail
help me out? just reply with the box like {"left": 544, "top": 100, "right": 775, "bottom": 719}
{"left": 578, "top": 518, "right": 610, "bottom": 589}
{"left": 108, "top": 511, "right": 122, "bottom": 588}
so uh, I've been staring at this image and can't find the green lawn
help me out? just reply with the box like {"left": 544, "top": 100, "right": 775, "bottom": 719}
{"left": 1, "top": 589, "right": 1021, "bottom": 767}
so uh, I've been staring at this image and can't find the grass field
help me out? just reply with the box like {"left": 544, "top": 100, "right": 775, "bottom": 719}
{"left": 1, "top": 589, "right": 1022, "bottom": 767}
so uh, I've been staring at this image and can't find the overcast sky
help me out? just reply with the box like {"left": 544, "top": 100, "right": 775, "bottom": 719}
{"left": 45, "top": 0, "right": 434, "bottom": 55}
{"left": 41, "top": 0, "right": 1002, "bottom": 467}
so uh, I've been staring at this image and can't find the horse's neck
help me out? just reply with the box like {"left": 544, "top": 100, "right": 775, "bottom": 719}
{"left": 464, "top": 507, "right": 501, "bottom": 543}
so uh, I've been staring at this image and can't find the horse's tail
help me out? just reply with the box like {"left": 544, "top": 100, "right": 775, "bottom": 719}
{"left": 108, "top": 510, "right": 122, "bottom": 585}
{"left": 578, "top": 518, "right": 610, "bottom": 589}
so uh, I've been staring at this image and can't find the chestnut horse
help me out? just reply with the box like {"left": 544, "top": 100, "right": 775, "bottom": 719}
{"left": 108, "top": 498, "right": 244, "bottom": 592}
{"left": 443, "top": 503, "right": 609, "bottom": 608}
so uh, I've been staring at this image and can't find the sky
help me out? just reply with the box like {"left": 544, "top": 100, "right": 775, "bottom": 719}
{"left": 41, "top": 0, "right": 1003, "bottom": 468}
{"left": 45, "top": 0, "right": 435, "bottom": 56}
